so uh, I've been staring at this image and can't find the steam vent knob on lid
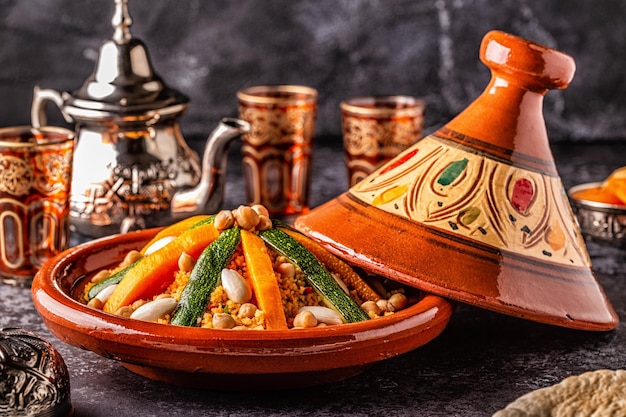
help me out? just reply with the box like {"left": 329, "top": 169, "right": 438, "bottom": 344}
{"left": 0, "top": 328, "right": 73, "bottom": 417}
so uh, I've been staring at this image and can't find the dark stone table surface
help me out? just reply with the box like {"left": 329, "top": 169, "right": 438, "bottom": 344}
{"left": 1, "top": 138, "right": 625, "bottom": 417}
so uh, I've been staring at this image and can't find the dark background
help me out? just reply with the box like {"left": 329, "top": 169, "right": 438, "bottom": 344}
{"left": 0, "top": 0, "right": 625, "bottom": 143}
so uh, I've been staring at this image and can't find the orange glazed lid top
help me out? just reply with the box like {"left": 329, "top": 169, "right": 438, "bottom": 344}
{"left": 481, "top": 30, "right": 575, "bottom": 91}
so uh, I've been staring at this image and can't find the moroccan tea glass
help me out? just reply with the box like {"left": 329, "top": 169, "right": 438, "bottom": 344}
{"left": 341, "top": 95, "right": 425, "bottom": 187}
{"left": 237, "top": 85, "right": 318, "bottom": 216}
{"left": 0, "top": 126, "right": 75, "bottom": 287}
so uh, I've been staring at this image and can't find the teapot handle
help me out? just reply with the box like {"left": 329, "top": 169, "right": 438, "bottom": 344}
{"left": 31, "top": 86, "right": 73, "bottom": 128}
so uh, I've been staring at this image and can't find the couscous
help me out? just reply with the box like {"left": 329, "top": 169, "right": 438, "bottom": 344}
{"left": 83, "top": 204, "right": 412, "bottom": 329}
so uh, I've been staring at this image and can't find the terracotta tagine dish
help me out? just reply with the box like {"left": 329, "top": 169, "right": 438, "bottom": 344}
{"left": 295, "top": 30, "right": 619, "bottom": 331}
{"left": 31, "top": 210, "right": 453, "bottom": 391}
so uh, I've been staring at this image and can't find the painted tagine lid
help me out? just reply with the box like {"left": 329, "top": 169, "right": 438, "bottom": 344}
{"left": 295, "top": 30, "right": 619, "bottom": 331}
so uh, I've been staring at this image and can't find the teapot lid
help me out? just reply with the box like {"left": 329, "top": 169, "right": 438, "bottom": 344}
{"left": 67, "top": 0, "right": 189, "bottom": 117}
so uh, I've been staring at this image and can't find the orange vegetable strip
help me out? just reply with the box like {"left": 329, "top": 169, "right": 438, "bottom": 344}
{"left": 140, "top": 215, "right": 210, "bottom": 255}
{"left": 104, "top": 222, "right": 219, "bottom": 314}
{"left": 281, "top": 228, "right": 381, "bottom": 303}
{"left": 240, "top": 230, "right": 288, "bottom": 330}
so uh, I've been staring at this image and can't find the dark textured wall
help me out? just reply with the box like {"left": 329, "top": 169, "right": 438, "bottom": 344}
{"left": 0, "top": 0, "right": 625, "bottom": 142}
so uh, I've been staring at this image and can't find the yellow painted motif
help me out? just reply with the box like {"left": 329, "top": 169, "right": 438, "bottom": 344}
{"left": 372, "top": 184, "right": 408, "bottom": 207}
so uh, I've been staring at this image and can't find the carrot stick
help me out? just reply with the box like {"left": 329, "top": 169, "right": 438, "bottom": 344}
{"left": 139, "top": 215, "right": 210, "bottom": 255}
{"left": 240, "top": 230, "right": 288, "bottom": 330}
{"left": 104, "top": 222, "right": 219, "bottom": 314}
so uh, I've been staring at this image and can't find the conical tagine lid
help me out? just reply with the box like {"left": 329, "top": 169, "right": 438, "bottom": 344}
{"left": 295, "top": 30, "right": 619, "bottom": 331}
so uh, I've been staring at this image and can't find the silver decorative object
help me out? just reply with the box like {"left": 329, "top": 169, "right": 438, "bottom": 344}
{"left": 570, "top": 182, "right": 626, "bottom": 247}
{"left": 31, "top": 0, "right": 249, "bottom": 237}
{"left": 0, "top": 328, "right": 72, "bottom": 417}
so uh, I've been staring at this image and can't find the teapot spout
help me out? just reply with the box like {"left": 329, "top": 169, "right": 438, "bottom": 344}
{"left": 171, "top": 117, "right": 250, "bottom": 216}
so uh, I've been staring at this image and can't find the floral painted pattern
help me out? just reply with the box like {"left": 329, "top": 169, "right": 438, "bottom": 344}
{"left": 350, "top": 135, "right": 591, "bottom": 267}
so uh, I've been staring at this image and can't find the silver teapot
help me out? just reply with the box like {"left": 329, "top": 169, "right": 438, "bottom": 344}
{"left": 31, "top": 0, "right": 249, "bottom": 237}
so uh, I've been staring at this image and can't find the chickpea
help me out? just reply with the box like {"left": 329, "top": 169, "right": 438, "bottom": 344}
{"left": 115, "top": 306, "right": 134, "bottom": 317}
{"left": 277, "top": 262, "right": 295, "bottom": 278}
{"left": 121, "top": 250, "right": 142, "bottom": 268}
{"left": 293, "top": 310, "right": 318, "bottom": 328}
{"left": 376, "top": 299, "right": 394, "bottom": 313}
{"left": 233, "top": 206, "right": 260, "bottom": 230}
{"left": 155, "top": 293, "right": 174, "bottom": 300}
{"left": 361, "top": 300, "right": 382, "bottom": 316}
{"left": 212, "top": 313, "right": 236, "bottom": 329}
{"left": 87, "top": 298, "right": 104, "bottom": 310}
{"left": 256, "top": 215, "right": 273, "bottom": 231}
{"left": 214, "top": 210, "right": 235, "bottom": 230}
{"left": 251, "top": 204, "right": 270, "bottom": 218}
{"left": 178, "top": 251, "right": 195, "bottom": 272}
{"left": 388, "top": 293, "right": 408, "bottom": 311}
{"left": 238, "top": 303, "right": 257, "bottom": 319}
{"left": 90, "top": 269, "right": 111, "bottom": 284}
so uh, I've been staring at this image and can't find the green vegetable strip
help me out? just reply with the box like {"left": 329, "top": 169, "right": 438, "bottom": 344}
{"left": 259, "top": 228, "right": 369, "bottom": 323}
{"left": 87, "top": 263, "right": 136, "bottom": 300}
{"left": 171, "top": 226, "right": 241, "bottom": 327}
{"left": 189, "top": 215, "right": 215, "bottom": 229}
{"left": 88, "top": 216, "right": 215, "bottom": 301}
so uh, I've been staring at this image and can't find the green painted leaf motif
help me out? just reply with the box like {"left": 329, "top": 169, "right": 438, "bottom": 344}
{"left": 437, "top": 158, "right": 469, "bottom": 186}
{"left": 458, "top": 207, "right": 481, "bottom": 226}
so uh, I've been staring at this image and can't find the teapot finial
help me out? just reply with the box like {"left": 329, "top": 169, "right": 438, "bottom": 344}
{"left": 112, "top": 0, "right": 132, "bottom": 43}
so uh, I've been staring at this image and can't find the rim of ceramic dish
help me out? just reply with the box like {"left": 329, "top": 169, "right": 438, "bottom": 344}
{"left": 569, "top": 182, "right": 626, "bottom": 212}
{"left": 0, "top": 125, "right": 75, "bottom": 148}
{"left": 340, "top": 96, "right": 425, "bottom": 117}
{"left": 32, "top": 227, "right": 452, "bottom": 345}
{"left": 237, "top": 85, "right": 318, "bottom": 105}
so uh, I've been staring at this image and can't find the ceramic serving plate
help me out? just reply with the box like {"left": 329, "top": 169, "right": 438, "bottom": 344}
{"left": 31, "top": 228, "right": 453, "bottom": 391}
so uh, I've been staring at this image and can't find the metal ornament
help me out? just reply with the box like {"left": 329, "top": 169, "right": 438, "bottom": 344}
{"left": 0, "top": 328, "right": 73, "bottom": 417}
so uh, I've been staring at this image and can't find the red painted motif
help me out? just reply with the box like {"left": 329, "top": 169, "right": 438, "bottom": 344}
{"left": 379, "top": 148, "right": 419, "bottom": 175}
{"left": 511, "top": 178, "right": 534, "bottom": 213}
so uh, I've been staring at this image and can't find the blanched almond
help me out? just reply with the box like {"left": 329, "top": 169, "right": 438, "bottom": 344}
{"left": 94, "top": 284, "right": 117, "bottom": 303}
{"left": 221, "top": 268, "right": 252, "bottom": 303}
{"left": 298, "top": 306, "right": 344, "bottom": 325}
{"left": 130, "top": 297, "right": 178, "bottom": 322}
{"left": 143, "top": 236, "right": 176, "bottom": 255}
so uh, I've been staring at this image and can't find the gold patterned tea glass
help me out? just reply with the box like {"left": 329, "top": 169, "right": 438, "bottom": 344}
{"left": 0, "top": 126, "right": 75, "bottom": 287}
{"left": 341, "top": 96, "right": 425, "bottom": 187}
{"left": 237, "top": 85, "right": 317, "bottom": 215}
